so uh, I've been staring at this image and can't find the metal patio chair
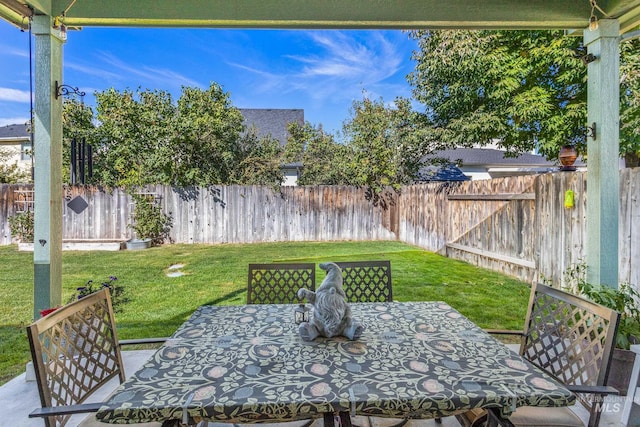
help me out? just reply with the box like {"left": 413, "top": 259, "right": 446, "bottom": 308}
{"left": 247, "top": 263, "right": 316, "bottom": 304}
{"left": 245, "top": 262, "right": 319, "bottom": 427}
{"left": 334, "top": 260, "right": 393, "bottom": 303}
{"left": 331, "top": 261, "right": 396, "bottom": 427}
{"left": 27, "top": 288, "right": 165, "bottom": 427}
{"left": 455, "top": 282, "right": 621, "bottom": 427}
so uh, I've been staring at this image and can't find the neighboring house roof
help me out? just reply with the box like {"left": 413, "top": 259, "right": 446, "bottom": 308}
{"left": 240, "top": 109, "right": 304, "bottom": 147}
{"left": 415, "top": 164, "right": 470, "bottom": 182}
{"left": 427, "top": 148, "right": 558, "bottom": 167}
{"left": 0, "top": 123, "right": 29, "bottom": 141}
{"left": 424, "top": 147, "right": 585, "bottom": 180}
{"left": 1, "top": 111, "right": 305, "bottom": 146}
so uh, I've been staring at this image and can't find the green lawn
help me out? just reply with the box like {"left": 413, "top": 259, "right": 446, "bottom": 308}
{"left": 0, "top": 241, "right": 531, "bottom": 385}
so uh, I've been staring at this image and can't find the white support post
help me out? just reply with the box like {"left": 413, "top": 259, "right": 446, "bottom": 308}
{"left": 584, "top": 19, "right": 620, "bottom": 288}
{"left": 31, "top": 15, "right": 65, "bottom": 318}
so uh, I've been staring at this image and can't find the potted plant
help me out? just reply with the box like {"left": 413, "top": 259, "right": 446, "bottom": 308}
{"left": 69, "top": 275, "right": 129, "bottom": 312}
{"left": 40, "top": 275, "right": 129, "bottom": 318}
{"left": 127, "top": 192, "right": 172, "bottom": 250}
{"left": 564, "top": 262, "right": 640, "bottom": 395}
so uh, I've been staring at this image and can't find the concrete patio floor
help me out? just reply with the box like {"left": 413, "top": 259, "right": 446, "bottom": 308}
{"left": 0, "top": 349, "right": 635, "bottom": 427}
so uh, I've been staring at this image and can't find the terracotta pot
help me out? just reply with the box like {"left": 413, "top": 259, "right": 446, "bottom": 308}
{"left": 559, "top": 145, "right": 578, "bottom": 171}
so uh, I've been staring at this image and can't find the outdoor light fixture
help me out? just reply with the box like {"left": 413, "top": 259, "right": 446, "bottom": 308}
{"left": 52, "top": 16, "right": 67, "bottom": 39}
{"left": 294, "top": 303, "right": 310, "bottom": 324}
{"left": 55, "top": 80, "right": 85, "bottom": 100}
{"left": 587, "top": 0, "right": 610, "bottom": 31}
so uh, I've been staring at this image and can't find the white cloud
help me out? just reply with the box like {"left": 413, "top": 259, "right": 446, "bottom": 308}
{"left": 66, "top": 61, "right": 123, "bottom": 82}
{"left": 0, "top": 87, "right": 30, "bottom": 103}
{"left": 229, "top": 31, "right": 407, "bottom": 105}
{"left": 96, "top": 52, "right": 201, "bottom": 89}
{"left": 296, "top": 31, "right": 403, "bottom": 84}
{"left": 0, "top": 117, "right": 29, "bottom": 126}
{"left": 0, "top": 44, "right": 28, "bottom": 58}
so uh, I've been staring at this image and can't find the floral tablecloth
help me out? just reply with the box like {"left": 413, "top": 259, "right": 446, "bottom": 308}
{"left": 96, "top": 302, "right": 575, "bottom": 424}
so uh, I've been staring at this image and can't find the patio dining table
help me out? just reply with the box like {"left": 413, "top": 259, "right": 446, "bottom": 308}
{"left": 95, "top": 302, "right": 575, "bottom": 426}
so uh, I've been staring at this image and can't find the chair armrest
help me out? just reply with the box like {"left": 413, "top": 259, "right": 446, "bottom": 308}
{"left": 485, "top": 329, "right": 524, "bottom": 336}
{"left": 119, "top": 337, "right": 168, "bottom": 346}
{"left": 568, "top": 384, "right": 619, "bottom": 395}
{"left": 29, "top": 402, "right": 102, "bottom": 418}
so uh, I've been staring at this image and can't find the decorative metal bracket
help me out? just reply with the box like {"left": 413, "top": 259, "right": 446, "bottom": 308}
{"left": 55, "top": 80, "right": 85, "bottom": 99}
{"left": 574, "top": 46, "right": 598, "bottom": 66}
{"left": 581, "top": 53, "right": 598, "bottom": 65}
{"left": 586, "top": 122, "right": 596, "bottom": 141}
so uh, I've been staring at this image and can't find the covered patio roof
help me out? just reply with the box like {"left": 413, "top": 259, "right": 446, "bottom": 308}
{"left": 1, "top": 0, "right": 639, "bottom": 317}
{"left": 0, "top": 0, "right": 639, "bottom": 32}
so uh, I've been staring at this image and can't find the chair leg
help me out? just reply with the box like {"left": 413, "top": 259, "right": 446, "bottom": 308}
{"left": 339, "top": 412, "right": 353, "bottom": 427}
{"left": 325, "top": 413, "right": 337, "bottom": 427}
{"left": 486, "top": 409, "right": 515, "bottom": 427}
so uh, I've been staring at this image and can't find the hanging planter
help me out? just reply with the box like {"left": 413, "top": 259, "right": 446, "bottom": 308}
{"left": 558, "top": 145, "right": 578, "bottom": 171}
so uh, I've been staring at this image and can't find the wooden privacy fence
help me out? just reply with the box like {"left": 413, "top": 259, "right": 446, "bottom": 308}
{"left": 0, "top": 168, "right": 638, "bottom": 287}
{"left": 399, "top": 169, "right": 639, "bottom": 287}
{"left": 0, "top": 184, "right": 398, "bottom": 246}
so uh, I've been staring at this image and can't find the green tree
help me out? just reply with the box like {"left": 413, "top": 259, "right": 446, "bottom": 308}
{"left": 88, "top": 83, "right": 284, "bottom": 188}
{"left": 0, "top": 147, "right": 30, "bottom": 183}
{"left": 93, "top": 88, "right": 176, "bottom": 188}
{"left": 284, "top": 122, "right": 351, "bottom": 185}
{"left": 408, "top": 30, "right": 640, "bottom": 161}
{"left": 620, "top": 39, "right": 640, "bottom": 167}
{"left": 62, "top": 99, "right": 96, "bottom": 184}
{"left": 342, "top": 96, "right": 432, "bottom": 194}
{"left": 408, "top": 30, "right": 586, "bottom": 158}
{"left": 173, "top": 84, "right": 245, "bottom": 186}
{"left": 233, "top": 130, "right": 284, "bottom": 186}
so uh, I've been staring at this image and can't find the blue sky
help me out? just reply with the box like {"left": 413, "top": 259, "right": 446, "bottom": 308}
{"left": 0, "top": 21, "right": 418, "bottom": 136}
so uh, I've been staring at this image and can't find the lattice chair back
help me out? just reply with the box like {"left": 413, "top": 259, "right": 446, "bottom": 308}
{"left": 521, "top": 282, "right": 620, "bottom": 427}
{"left": 247, "top": 263, "right": 316, "bottom": 304}
{"left": 335, "top": 261, "right": 392, "bottom": 303}
{"left": 27, "top": 289, "right": 125, "bottom": 427}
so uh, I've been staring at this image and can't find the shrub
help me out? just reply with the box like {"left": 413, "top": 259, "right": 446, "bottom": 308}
{"left": 8, "top": 210, "right": 34, "bottom": 243}
{"left": 128, "top": 192, "right": 172, "bottom": 245}
{"left": 68, "top": 275, "right": 129, "bottom": 313}
{"left": 564, "top": 262, "right": 640, "bottom": 350}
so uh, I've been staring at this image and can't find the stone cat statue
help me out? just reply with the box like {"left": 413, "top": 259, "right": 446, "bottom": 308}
{"left": 297, "top": 262, "right": 364, "bottom": 341}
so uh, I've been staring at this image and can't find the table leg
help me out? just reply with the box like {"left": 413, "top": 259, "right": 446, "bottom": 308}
{"left": 324, "top": 412, "right": 336, "bottom": 427}
{"left": 323, "top": 412, "right": 352, "bottom": 427}
{"left": 339, "top": 412, "right": 353, "bottom": 427}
